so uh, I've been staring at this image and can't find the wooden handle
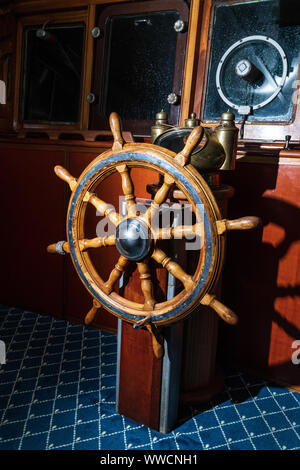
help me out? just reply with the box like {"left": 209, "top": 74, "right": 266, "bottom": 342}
{"left": 47, "top": 243, "right": 59, "bottom": 254}
{"left": 84, "top": 300, "right": 101, "bottom": 325}
{"left": 146, "top": 324, "right": 164, "bottom": 360}
{"left": 109, "top": 112, "right": 124, "bottom": 151}
{"left": 201, "top": 294, "right": 238, "bottom": 325}
{"left": 226, "top": 216, "right": 261, "bottom": 231}
{"left": 47, "top": 241, "right": 70, "bottom": 254}
{"left": 216, "top": 216, "right": 261, "bottom": 234}
{"left": 133, "top": 315, "right": 152, "bottom": 329}
{"left": 54, "top": 165, "right": 77, "bottom": 191}
{"left": 175, "top": 126, "right": 204, "bottom": 166}
{"left": 132, "top": 319, "right": 164, "bottom": 358}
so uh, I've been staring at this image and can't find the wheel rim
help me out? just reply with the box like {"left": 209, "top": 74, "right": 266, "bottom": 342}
{"left": 66, "top": 145, "right": 224, "bottom": 325}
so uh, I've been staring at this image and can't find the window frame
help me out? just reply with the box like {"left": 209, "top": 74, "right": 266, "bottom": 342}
{"left": 13, "top": 9, "right": 91, "bottom": 134}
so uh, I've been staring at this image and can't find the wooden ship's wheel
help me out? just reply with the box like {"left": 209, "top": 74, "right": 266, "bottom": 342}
{"left": 48, "top": 113, "right": 259, "bottom": 357}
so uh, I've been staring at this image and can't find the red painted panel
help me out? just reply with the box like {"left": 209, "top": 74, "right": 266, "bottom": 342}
{"left": 0, "top": 147, "right": 66, "bottom": 316}
{"left": 221, "top": 162, "right": 300, "bottom": 389}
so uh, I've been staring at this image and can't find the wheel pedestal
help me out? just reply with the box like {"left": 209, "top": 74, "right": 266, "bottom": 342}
{"left": 116, "top": 184, "right": 235, "bottom": 433}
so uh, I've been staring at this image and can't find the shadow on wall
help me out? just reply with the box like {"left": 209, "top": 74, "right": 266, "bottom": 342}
{"left": 219, "top": 157, "right": 300, "bottom": 388}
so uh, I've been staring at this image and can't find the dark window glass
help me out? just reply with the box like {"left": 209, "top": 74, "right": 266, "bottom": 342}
{"left": 102, "top": 11, "right": 179, "bottom": 121}
{"left": 204, "top": 0, "right": 300, "bottom": 123}
{"left": 90, "top": 0, "right": 189, "bottom": 135}
{"left": 21, "top": 22, "right": 85, "bottom": 124}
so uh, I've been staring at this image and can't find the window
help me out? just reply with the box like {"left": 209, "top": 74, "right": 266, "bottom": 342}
{"left": 90, "top": 0, "right": 189, "bottom": 135}
{"left": 20, "top": 22, "right": 85, "bottom": 124}
{"left": 203, "top": 0, "right": 300, "bottom": 123}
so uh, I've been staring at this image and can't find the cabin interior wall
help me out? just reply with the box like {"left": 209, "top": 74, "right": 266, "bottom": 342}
{"left": 0, "top": 0, "right": 299, "bottom": 392}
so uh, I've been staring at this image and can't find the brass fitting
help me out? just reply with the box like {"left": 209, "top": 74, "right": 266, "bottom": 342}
{"left": 151, "top": 110, "right": 169, "bottom": 143}
{"left": 215, "top": 110, "right": 238, "bottom": 171}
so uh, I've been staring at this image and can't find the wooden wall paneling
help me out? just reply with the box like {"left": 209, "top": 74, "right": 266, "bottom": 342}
{"left": 0, "top": 145, "right": 66, "bottom": 316}
{"left": 220, "top": 158, "right": 300, "bottom": 391}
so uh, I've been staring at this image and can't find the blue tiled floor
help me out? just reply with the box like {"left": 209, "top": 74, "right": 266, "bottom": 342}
{"left": 0, "top": 304, "right": 300, "bottom": 450}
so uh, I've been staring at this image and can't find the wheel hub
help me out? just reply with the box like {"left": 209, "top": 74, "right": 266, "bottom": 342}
{"left": 115, "top": 218, "right": 151, "bottom": 261}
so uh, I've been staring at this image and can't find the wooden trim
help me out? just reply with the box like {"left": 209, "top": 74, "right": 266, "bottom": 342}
{"left": 1, "top": 136, "right": 300, "bottom": 163}
{"left": 179, "top": 0, "right": 204, "bottom": 125}
{"left": 193, "top": 0, "right": 212, "bottom": 118}
{"left": 236, "top": 155, "right": 300, "bottom": 166}
{"left": 12, "top": 0, "right": 134, "bottom": 15}
{"left": 12, "top": 18, "right": 23, "bottom": 131}
{"left": 0, "top": 139, "right": 112, "bottom": 152}
{"left": 15, "top": 10, "right": 88, "bottom": 25}
{"left": 81, "top": 3, "right": 96, "bottom": 129}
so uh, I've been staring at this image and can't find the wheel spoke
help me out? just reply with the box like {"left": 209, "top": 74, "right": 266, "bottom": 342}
{"left": 101, "top": 255, "right": 130, "bottom": 295}
{"left": 47, "top": 235, "right": 115, "bottom": 255}
{"left": 152, "top": 248, "right": 195, "bottom": 290}
{"left": 155, "top": 223, "right": 203, "bottom": 240}
{"left": 116, "top": 164, "right": 136, "bottom": 217}
{"left": 142, "top": 174, "right": 175, "bottom": 227}
{"left": 137, "top": 261, "right": 156, "bottom": 311}
{"left": 79, "top": 235, "right": 115, "bottom": 251}
{"left": 87, "top": 193, "right": 121, "bottom": 226}
{"left": 54, "top": 165, "right": 120, "bottom": 225}
{"left": 174, "top": 126, "right": 204, "bottom": 166}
